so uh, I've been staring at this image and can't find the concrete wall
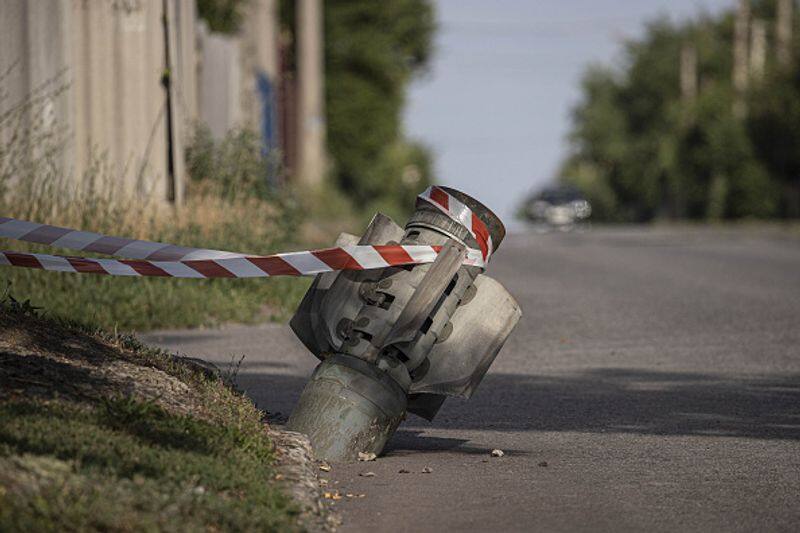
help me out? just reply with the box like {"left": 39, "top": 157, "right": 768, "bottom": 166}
{"left": 197, "top": 23, "right": 242, "bottom": 140}
{"left": 197, "top": 0, "right": 280, "bottom": 155}
{"left": 1, "top": 0, "right": 302, "bottom": 200}
{"left": 0, "top": 0, "right": 197, "bottom": 204}
{"left": 0, "top": 0, "right": 72, "bottom": 180}
{"left": 240, "top": 0, "right": 280, "bottom": 148}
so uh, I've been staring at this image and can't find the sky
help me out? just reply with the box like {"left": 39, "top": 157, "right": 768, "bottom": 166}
{"left": 404, "top": 0, "right": 734, "bottom": 228}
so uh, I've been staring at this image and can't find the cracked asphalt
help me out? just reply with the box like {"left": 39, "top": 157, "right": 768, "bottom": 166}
{"left": 144, "top": 227, "right": 800, "bottom": 532}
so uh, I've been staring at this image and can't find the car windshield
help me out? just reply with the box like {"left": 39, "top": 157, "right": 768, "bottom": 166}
{"left": 537, "top": 187, "right": 583, "bottom": 205}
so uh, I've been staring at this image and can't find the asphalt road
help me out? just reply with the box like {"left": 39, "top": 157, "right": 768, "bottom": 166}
{"left": 144, "top": 227, "right": 800, "bottom": 532}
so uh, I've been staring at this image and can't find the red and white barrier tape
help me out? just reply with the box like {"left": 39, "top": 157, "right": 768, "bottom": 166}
{"left": 0, "top": 245, "right": 485, "bottom": 278}
{"left": 0, "top": 187, "right": 493, "bottom": 279}
{"left": 0, "top": 216, "right": 247, "bottom": 261}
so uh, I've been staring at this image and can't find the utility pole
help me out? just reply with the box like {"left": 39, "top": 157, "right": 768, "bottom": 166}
{"left": 296, "top": 0, "right": 326, "bottom": 187}
{"left": 680, "top": 43, "right": 697, "bottom": 102}
{"left": 749, "top": 18, "right": 767, "bottom": 83}
{"left": 732, "top": 0, "right": 750, "bottom": 118}
{"left": 776, "top": 0, "right": 794, "bottom": 68}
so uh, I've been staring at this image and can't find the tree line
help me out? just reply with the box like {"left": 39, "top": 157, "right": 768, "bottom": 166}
{"left": 560, "top": 0, "right": 800, "bottom": 222}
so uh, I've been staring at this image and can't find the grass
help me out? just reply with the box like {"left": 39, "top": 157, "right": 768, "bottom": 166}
{"left": 0, "top": 82, "right": 314, "bottom": 331}
{"left": 0, "top": 188, "right": 313, "bottom": 331}
{"left": 0, "top": 71, "right": 406, "bottom": 333}
{"left": 0, "top": 296, "right": 302, "bottom": 531}
{"left": 0, "top": 401, "right": 296, "bottom": 532}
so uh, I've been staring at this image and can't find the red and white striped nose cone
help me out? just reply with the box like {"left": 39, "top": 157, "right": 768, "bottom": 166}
{"left": 417, "top": 186, "right": 506, "bottom": 261}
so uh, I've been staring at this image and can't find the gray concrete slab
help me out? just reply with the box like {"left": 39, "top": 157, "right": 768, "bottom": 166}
{"left": 143, "top": 227, "right": 800, "bottom": 532}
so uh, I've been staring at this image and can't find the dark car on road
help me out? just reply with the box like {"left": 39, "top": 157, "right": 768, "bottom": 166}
{"left": 521, "top": 185, "right": 591, "bottom": 229}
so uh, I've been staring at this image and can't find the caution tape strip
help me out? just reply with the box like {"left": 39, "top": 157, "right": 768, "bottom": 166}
{"left": 0, "top": 217, "right": 248, "bottom": 261}
{"left": 0, "top": 187, "right": 493, "bottom": 279}
{"left": 0, "top": 246, "right": 485, "bottom": 278}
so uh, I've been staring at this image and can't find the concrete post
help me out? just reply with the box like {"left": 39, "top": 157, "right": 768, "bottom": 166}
{"left": 732, "top": 0, "right": 750, "bottom": 118}
{"left": 164, "top": 0, "right": 186, "bottom": 205}
{"left": 295, "top": 0, "right": 326, "bottom": 187}
{"left": 749, "top": 18, "right": 767, "bottom": 83}
{"left": 680, "top": 43, "right": 697, "bottom": 102}
{"left": 776, "top": 0, "right": 794, "bottom": 68}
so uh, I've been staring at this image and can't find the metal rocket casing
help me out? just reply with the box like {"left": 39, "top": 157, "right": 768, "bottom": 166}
{"left": 288, "top": 187, "right": 520, "bottom": 460}
{"left": 290, "top": 209, "right": 520, "bottom": 421}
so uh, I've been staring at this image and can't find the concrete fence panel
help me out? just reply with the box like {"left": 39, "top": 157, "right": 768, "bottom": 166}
{"left": 0, "top": 0, "right": 197, "bottom": 205}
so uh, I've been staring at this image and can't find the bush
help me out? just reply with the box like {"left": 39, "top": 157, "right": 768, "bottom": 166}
{"left": 560, "top": 3, "right": 800, "bottom": 221}
{"left": 321, "top": 0, "right": 436, "bottom": 208}
{"left": 186, "top": 124, "right": 283, "bottom": 202}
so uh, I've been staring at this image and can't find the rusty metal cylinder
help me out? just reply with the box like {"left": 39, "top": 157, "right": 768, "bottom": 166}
{"left": 286, "top": 354, "right": 406, "bottom": 459}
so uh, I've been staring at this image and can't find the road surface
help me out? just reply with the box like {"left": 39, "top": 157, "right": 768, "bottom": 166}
{"left": 144, "top": 227, "right": 800, "bottom": 532}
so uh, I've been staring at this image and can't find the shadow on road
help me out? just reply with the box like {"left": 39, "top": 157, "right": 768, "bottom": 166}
{"left": 233, "top": 367, "right": 800, "bottom": 445}
{"left": 385, "top": 429, "right": 530, "bottom": 456}
{"left": 410, "top": 368, "right": 800, "bottom": 441}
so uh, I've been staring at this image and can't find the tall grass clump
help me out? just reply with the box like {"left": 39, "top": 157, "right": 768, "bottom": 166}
{"left": 0, "top": 73, "right": 309, "bottom": 331}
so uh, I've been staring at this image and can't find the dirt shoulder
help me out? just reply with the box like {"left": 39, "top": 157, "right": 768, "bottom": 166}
{"left": 0, "top": 297, "right": 326, "bottom": 531}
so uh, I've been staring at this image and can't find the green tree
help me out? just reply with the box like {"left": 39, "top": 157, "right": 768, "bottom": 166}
{"left": 560, "top": 1, "right": 799, "bottom": 221}
{"left": 748, "top": 69, "right": 800, "bottom": 217}
{"left": 323, "top": 0, "right": 436, "bottom": 208}
{"left": 196, "top": 0, "right": 248, "bottom": 34}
